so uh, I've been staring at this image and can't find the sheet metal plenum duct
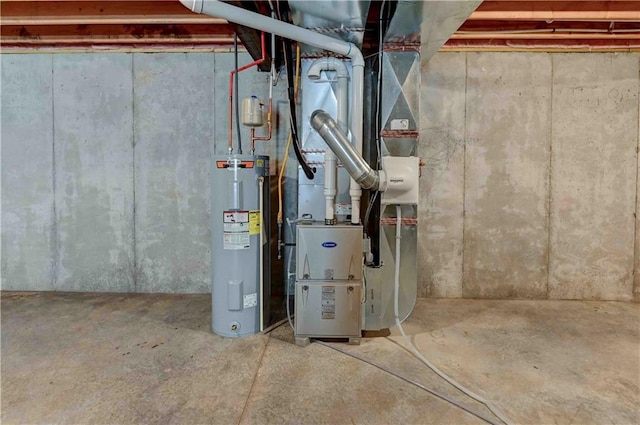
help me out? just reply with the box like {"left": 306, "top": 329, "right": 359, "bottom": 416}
{"left": 291, "top": 0, "right": 371, "bottom": 225}
{"left": 363, "top": 0, "right": 482, "bottom": 330}
{"left": 364, "top": 0, "right": 424, "bottom": 330}
{"left": 287, "top": 0, "right": 370, "bottom": 56}
{"left": 272, "top": 0, "right": 371, "bottom": 292}
{"left": 290, "top": 0, "right": 426, "bottom": 329}
{"left": 290, "top": 0, "right": 372, "bottom": 226}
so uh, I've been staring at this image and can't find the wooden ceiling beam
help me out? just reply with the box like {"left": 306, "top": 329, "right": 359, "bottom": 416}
{"left": 470, "top": 1, "right": 640, "bottom": 21}
{"left": 452, "top": 32, "right": 640, "bottom": 40}
{"left": 226, "top": 1, "right": 273, "bottom": 72}
{"left": 1, "top": 16, "right": 226, "bottom": 25}
{"left": 0, "top": 1, "right": 226, "bottom": 25}
{"left": 443, "top": 38, "right": 640, "bottom": 51}
{"left": 2, "top": 0, "right": 639, "bottom": 51}
{"left": 1, "top": 23, "right": 234, "bottom": 37}
{"left": 459, "top": 20, "right": 640, "bottom": 31}
{"left": 1, "top": 23, "right": 234, "bottom": 48}
{"left": 1, "top": 1, "right": 202, "bottom": 18}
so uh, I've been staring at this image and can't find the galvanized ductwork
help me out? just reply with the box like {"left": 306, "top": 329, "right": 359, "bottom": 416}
{"left": 311, "top": 110, "right": 380, "bottom": 191}
{"left": 180, "top": 0, "right": 366, "bottom": 225}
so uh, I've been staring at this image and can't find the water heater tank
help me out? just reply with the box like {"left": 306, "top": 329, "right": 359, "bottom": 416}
{"left": 211, "top": 154, "right": 270, "bottom": 337}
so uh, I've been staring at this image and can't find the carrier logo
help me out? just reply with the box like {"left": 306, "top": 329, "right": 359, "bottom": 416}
{"left": 322, "top": 242, "right": 337, "bottom": 248}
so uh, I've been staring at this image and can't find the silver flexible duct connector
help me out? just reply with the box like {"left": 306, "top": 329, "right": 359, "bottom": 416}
{"left": 311, "top": 110, "right": 380, "bottom": 191}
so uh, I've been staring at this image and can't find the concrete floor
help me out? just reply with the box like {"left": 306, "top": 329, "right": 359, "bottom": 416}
{"left": 1, "top": 293, "right": 638, "bottom": 425}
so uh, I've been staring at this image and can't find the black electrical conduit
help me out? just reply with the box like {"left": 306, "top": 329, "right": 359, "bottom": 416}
{"left": 282, "top": 37, "right": 315, "bottom": 180}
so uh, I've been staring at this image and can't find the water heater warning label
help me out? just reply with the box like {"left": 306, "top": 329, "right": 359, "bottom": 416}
{"left": 249, "top": 211, "right": 260, "bottom": 235}
{"left": 223, "top": 211, "right": 250, "bottom": 250}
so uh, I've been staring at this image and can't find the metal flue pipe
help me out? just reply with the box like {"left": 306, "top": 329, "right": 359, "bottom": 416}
{"left": 178, "top": 0, "right": 365, "bottom": 224}
{"left": 311, "top": 110, "right": 380, "bottom": 191}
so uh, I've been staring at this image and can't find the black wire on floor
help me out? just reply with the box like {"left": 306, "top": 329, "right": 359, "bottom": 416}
{"left": 313, "top": 340, "right": 500, "bottom": 425}
{"left": 263, "top": 307, "right": 499, "bottom": 424}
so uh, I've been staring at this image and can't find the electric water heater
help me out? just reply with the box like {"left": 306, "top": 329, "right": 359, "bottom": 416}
{"left": 211, "top": 154, "right": 270, "bottom": 337}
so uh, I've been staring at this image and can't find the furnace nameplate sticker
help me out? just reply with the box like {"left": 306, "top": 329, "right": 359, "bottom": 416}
{"left": 223, "top": 211, "right": 250, "bottom": 250}
{"left": 321, "top": 286, "right": 336, "bottom": 319}
{"left": 249, "top": 210, "right": 261, "bottom": 236}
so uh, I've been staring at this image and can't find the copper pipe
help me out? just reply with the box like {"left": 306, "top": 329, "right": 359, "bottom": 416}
{"left": 251, "top": 98, "right": 273, "bottom": 147}
{"left": 228, "top": 31, "right": 266, "bottom": 153}
{"left": 250, "top": 128, "right": 256, "bottom": 154}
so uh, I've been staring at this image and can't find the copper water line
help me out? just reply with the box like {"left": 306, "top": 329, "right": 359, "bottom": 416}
{"left": 228, "top": 31, "right": 266, "bottom": 153}
{"left": 250, "top": 98, "right": 273, "bottom": 153}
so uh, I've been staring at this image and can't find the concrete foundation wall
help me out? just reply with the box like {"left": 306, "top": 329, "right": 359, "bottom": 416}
{"left": 2, "top": 51, "right": 639, "bottom": 300}
{"left": 2, "top": 52, "right": 286, "bottom": 293}
{"left": 420, "top": 52, "right": 639, "bottom": 301}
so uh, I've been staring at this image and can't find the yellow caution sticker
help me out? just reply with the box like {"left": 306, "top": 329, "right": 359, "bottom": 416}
{"left": 249, "top": 211, "right": 261, "bottom": 235}
{"left": 256, "top": 159, "right": 264, "bottom": 167}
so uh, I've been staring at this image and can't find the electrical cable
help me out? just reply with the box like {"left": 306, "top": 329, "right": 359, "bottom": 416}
{"left": 363, "top": 190, "right": 379, "bottom": 231}
{"left": 277, "top": 137, "right": 290, "bottom": 222}
{"left": 392, "top": 206, "right": 514, "bottom": 425}
{"left": 363, "top": 0, "right": 386, "bottom": 235}
{"left": 234, "top": 33, "right": 243, "bottom": 154}
{"left": 374, "top": 0, "right": 386, "bottom": 170}
{"left": 277, "top": 43, "right": 300, "bottom": 224}
{"left": 390, "top": 325, "right": 515, "bottom": 425}
{"left": 284, "top": 215, "right": 312, "bottom": 332}
{"left": 314, "top": 340, "right": 501, "bottom": 425}
{"left": 286, "top": 236, "right": 294, "bottom": 331}
{"left": 282, "top": 37, "right": 315, "bottom": 180}
{"left": 274, "top": 0, "right": 282, "bottom": 21}
{"left": 277, "top": 4, "right": 310, "bottom": 179}
{"left": 261, "top": 316, "right": 289, "bottom": 334}
{"left": 285, "top": 218, "right": 297, "bottom": 331}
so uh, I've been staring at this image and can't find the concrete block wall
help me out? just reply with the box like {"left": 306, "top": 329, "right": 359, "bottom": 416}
{"left": 2, "top": 51, "right": 639, "bottom": 300}
{"left": 1, "top": 52, "right": 286, "bottom": 293}
{"left": 419, "top": 52, "right": 639, "bottom": 301}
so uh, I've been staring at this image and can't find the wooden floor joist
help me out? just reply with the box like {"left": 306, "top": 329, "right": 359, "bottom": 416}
{"left": 0, "top": 0, "right": 639, "bottom": 52}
